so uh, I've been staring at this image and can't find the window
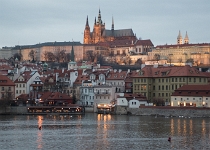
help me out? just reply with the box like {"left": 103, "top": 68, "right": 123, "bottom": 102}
{"left": 175, "top": 98, "right": 176, "bottom": 100}
{"left": 23, "top": 84, "right": 25, "bottom": 88}
{"left": 16, "top": 84, "right": 18, "bottom": 87}
{"left": 206, "top": 98, "right": 208, "bottom": 100}
{"left": 189, "top": 78, "right": 191, "bottom": 82}
{"left": 162, "top": 86, "right": 164, "bottom": 90}
{"left": 20, "top": 84, "right": 21, "bottom": 88}
{"left": 153, "top": 86, "right": 155, "bottom": 90}
{"left": 16, "top": 90, "right": 18, "bottom": 94}
{"left": 1, "top": 87, "right": 4, "bottom": 91}
{"left": 162, "top": 93, "right": 164, "bottom": 97}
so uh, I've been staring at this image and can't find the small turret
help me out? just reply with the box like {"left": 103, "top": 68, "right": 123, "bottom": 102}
{"left": 184, "top": 31, "right": 189, "bottom": 44}
{"left": 177, "top": 30, "right": 183, "bottom": 45}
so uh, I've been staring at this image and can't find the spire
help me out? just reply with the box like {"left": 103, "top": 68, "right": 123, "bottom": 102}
{"left": 177, "top": 30, "right": 182, "bottom": 39}
{"left": 97, "top": 8, "right": 102, "bottom": 24}
{"left": 70, "top": 43, "right": 75, "bottom": 62}
{"left": 177, "top": 30, "right": 183, "bottom": 44}
{"left": 85, "top": 15, "right": 89, "bottom": 27}
{"left": 184, "top": 31, "right": 189, "bottom": 44}
{"left": 111, "top": 16, "right": 114, "bottom": 30}
{"left": 94, "top": 17, "right": 96, "bottom": 25}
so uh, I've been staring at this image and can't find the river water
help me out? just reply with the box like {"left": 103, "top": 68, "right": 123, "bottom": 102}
{"left": 0, "top": 113, "right": 210, "bottom": 150}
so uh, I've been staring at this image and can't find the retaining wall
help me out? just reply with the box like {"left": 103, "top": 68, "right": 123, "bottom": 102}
{"left": 128, "top": 106, "right": 210, "bottom": 118}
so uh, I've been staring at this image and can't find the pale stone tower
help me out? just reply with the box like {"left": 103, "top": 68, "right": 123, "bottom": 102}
{"left": 184, "top": 31, "right": 189, "bottom": 44}
{"left": 177, "top": 30, "right": 183, "bottom": 45}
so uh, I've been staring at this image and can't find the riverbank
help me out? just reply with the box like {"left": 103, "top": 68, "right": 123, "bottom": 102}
{"left": 127, "top": 106, "right": 210, "bottom": 118}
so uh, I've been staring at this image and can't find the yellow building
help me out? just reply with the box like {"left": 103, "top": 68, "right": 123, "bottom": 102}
{"left": 131, "top": 65, "right": 209, "bottom": 104}
{"left": 148, "top": 31, "right": 210, "bottom": 65}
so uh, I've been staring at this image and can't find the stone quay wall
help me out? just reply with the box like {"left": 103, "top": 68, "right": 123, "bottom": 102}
{"left": 127, "top": 106, "right": 210, "bottom": 118}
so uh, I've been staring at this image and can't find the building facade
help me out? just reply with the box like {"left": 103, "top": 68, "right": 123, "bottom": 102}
{"left": 83, "top": 9, "right": 136, "bottom": 44}
{"left": 131, "top": 65, "right": 209, "bottom": 104}
{"left": 148, "top": 31, "right": 210, "bottom": 65}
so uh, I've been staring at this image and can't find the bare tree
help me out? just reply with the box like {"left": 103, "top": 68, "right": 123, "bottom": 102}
{"left": 86, "top": 50, "right": 96, "bottom": 62}
{"left": 153, "top": 54, "right": 160, "bottom": 63}
{"left": 28, "top": 49, "right": 36, "bottom": 61}
{"left": 167, "top": 54, "right": 173, "bottom": 66}
{"left": 178, "top": 58, "right": 182, "bottom": 66}
{"left": 43, "top": 51, "right": 48, "bottom": 61}
{"left": 13, "top": 53, "right": 22, "bottom": 61}
{"left": 46, "top": 52, "right": 55, "bottom": 61}
{"left": 135, "top": 58, "right": 142, "bottom": 66}
{"left": 186, "top": 58, "right": 194, "bottom": 65}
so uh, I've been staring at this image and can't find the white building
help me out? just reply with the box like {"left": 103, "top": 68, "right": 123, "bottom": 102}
{"left": 171, "top": 84, "right": 210, "bottom": 107}
{"left": 14, "top": 71, "right": 40, "bottom": 98}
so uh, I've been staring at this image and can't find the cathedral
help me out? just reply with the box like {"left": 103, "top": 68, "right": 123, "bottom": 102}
{"left": 83, "top": 9, "right": 136, "bottom": 44}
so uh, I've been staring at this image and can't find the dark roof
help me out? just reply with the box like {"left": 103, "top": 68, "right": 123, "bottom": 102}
{"left": 102, "top": 29, "right": 134, "bottom": 37}
{"left": 172, "top": 84, "right": 210, "bottom": 97}
{"left": 12, "top": 41, "right": 82, "bottom": 50}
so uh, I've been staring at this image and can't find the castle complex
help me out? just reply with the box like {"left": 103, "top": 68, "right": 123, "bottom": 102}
{"left": 148, "top": 31, "right": 210, "bottom": 66}
{"left": 83, "top": 9, "right": 136, "bottom": 44}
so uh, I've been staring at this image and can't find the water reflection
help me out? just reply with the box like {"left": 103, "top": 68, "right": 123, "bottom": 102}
{"left": 1, "top": 115, "right": 210, "bottom": 150}
{"left": 36, "top": 116, "right": 43, "bottom": 149}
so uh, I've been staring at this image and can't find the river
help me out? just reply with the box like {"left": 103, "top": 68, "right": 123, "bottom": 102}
{"left": 0, "top": 113, "right": 210, "bottom": 150}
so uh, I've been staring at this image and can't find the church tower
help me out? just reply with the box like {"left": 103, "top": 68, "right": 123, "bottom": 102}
{"left": 184, "top": 31, "right": 189, "bottom": 44}
{"left": 177, "top": 30, "right": 183, "bottom": 45}
{"left": 92, "top": 9, "right": 105, "bottom": 43}
{"left": 84, "top": 16, "right": 91, "bottom": 44}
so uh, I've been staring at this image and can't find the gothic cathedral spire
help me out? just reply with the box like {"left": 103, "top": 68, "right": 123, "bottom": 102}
{"left": 111, "top": 16, "right": 114, "bottom": 30}
{"left": 86, "top": 15, "right": 89, "bottom": 27}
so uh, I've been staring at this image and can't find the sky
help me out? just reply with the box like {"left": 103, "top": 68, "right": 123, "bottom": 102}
{"left": 0, "top": 0, "right": 210, "bottom": 48}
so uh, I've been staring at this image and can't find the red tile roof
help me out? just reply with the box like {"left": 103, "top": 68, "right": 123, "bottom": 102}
{"left": 172, "top": 84, "right": 210, "bottom": 97}
{"left": 132, "top": 65, "right": 207, "bottom": 78}
{"left": 0, "top": 75, "right": 15, "bottom": 86}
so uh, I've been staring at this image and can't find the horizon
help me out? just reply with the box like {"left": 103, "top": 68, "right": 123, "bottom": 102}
{"left": 0, "top": 0, "right": 210, "bottom": 48}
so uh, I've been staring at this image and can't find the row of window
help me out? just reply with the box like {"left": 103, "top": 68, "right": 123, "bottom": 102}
{"left": 174, "top": 97, "right": 208, "bottom": 100}
{"left": 153, "top": 93, "right": 170, "bottom": 97}
{"left": 16, "top": 84, "right": 25, "bottom": 88}
{"left": 134, "top": 77, "right": 207, "bottom": 83}
{"left": 81, "top": 96, "right": 110, "bottom": 100}
{"left": 16, "top": 90, "right": 25, "bottom": 94}
{"left": 1, "top": 87, "right": 11, "bottom": 91}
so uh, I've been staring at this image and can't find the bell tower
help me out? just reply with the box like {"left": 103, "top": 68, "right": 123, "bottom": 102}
{"left": 177, "top": 30, "right": 183, "bottom": 45}
{"left": 84, "top": 16, "right": 91, "bottom": 44}
{"left": 184, "top": 31, "right": 189, "bottom": 44}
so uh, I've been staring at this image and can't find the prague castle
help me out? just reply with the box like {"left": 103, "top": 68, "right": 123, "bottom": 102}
{"left": 148, "top": 31, "right": 210, "bottom": 66}
{"left": 83, "top": 9, "right": 136, "bottom": 44}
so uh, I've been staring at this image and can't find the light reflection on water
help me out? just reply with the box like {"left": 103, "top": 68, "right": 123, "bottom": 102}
{"left": 0, "top": 114, "right": 210, "bottom": 150}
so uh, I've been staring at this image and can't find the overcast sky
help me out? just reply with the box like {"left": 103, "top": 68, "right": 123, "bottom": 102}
{"left": 0, "top": 0, "right": 210, "bottom": 48}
